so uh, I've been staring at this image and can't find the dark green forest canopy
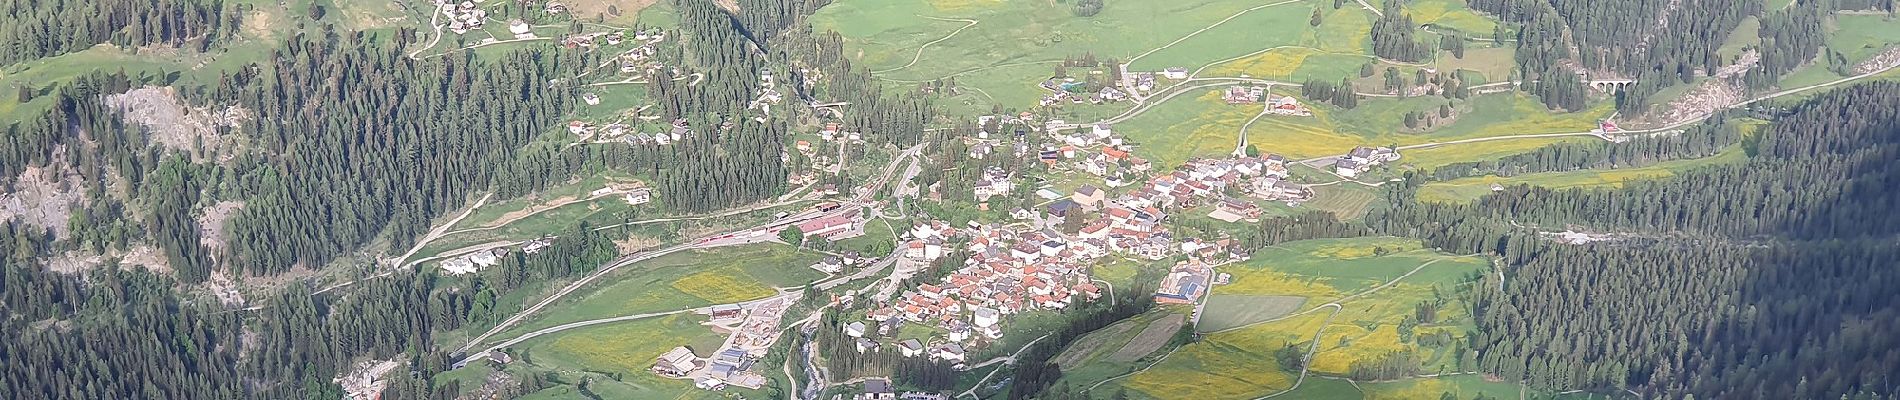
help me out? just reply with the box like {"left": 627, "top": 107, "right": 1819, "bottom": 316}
{"left": 4, "top": 0, "right": 1900, "bottom": 399}
{"left": 0, "top": 0, "right": 238, "bottom": 66}
{"left": 1374, "top": 82, "right": 1900, "bottom": 399}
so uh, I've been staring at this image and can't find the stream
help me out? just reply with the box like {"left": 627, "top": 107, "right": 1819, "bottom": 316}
{"left": 796, "top": 324, "right": 826, "bottom": 400}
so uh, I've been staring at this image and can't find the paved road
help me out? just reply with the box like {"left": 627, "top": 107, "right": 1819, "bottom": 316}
{"left": 456, "top": 308, "right": 692, "bottom": 367}
{"left": 454, "top": 143, "right": 924, "bottom": 355}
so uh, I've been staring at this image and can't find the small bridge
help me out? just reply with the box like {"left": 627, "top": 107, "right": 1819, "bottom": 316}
{"left": 1587, "top": 79, "right": 1635, "bottom": 92}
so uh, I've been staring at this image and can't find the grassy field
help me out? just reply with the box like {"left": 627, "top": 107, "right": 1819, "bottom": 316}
{"left": 1431, "top": 46, "right": 1516, "bottom": 83}
{"left": 1307, "top": 182, "right": 1384, "bottom": 220}
{"left": 1115, "top": 87, "right": 1608, "bottom": 169}
{"left": 1052, "top": 310, "right": 1193, "bottom": 388}
{"left": 1397, "top": 136, "right": 1597, "bottom": 171}
{"left": 492, "top": 244, "right": 826, "bottom": 340}
{"left": 1203, "top": 45, "right": 1376, "bottom": 83}
{"left": 813, "top": 0, "right": 1376, "bottom": 114}
{"left": 1416, "top": 145, "right": 1750, "bottom": 203}
{"left": 1828, "top": 14, "right": 1900, "bottom": 66}
{"left": 1093, "top": 237, "right": 1492, "bottom": 399}
{"left": 509, "top": 313, "right": 752, "bottom": 400}
{"left": 1718, "top": 16, "right": 1764, "bottom": 61}
{"left": 1407, "top": 0, "right": 1501, "bottom": 34}
{"left": 1197, "top": 295, "right": 1306, "bottom": 332}
{"left": 815, "top": 0, "right": 1298, "bottom": 77}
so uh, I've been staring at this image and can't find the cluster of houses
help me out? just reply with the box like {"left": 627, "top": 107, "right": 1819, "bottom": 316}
{"left": 617, "top": 31, "right": 667, "bottom": 74}
{"left": 809, "top": 251, "right": 869, "bottom": 274}
{"left": 576, "top": 118, "right": 692, "bottom": 146}
{"left": 437, "top": 1, "right": 489, "bottom": 34}
{"left": 1108, "top": 66, "right": 1187, "bottom": 99}
{"left": 748, "top": 69, "right": 784, "bottom": 117}
{"left": 1100, "top": 154, "right": 1312, "bottom": 224}
{"left": 850, "top": 379, "right": 947, "bottom": 400}
{"left": 852, "top": 221, "right": 1107, "bottom": 364}
{"left": 438, "top": 238, "right": 553, "bottom": 275}
{"left": 1223, "top": 86, "right": 1311, "bottom": 116}
{"left": 819, "top": 121, "right": 866, "bottom": 143}
{"left": 1332, "top": 146, "right": 1400, "bottom": 178}
{"left": 1036, "top": 78, "right": 1131, "bottom": 107}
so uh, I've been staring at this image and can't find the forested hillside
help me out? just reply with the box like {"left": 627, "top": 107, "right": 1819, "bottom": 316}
{"left": 1374, "top": 82, "right": 1900, "bottom": 399}
{"left": 0, "top": 0, "right": 238, "bottom": 66}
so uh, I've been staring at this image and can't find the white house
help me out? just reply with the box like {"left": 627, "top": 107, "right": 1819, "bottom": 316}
{"left": 971, "top": 307, "right": 1000, "bottom": 328}
{"left": 898, "top": 339, "right": 925, "bottom": 358}
{"left": 844, "top": 322, "right": 867, "bottom": 338}
{"left": 931, "top": 344, "right": 967, "bottom": 363}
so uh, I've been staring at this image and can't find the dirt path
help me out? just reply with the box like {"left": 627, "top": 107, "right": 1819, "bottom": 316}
{"left": 394, "top": 193, "right": 494, "bottom": 267}
{"left": 877, "top": 59, "right": 1065, "bottom": 83}
{"left": 1125, "top": 0, "right": 1310, "bottom": 67}
{"left": 956, "top": 334, "right": 1052, "bottom": 399}
{"left": 872, "top": 16, "right": 980, "bottom": 74}
{"left": 1254, "top": 303, "right": 1343, "bottom": 399}
{"left": 1207, "top": 258, "right": 1453, "bottom": 335}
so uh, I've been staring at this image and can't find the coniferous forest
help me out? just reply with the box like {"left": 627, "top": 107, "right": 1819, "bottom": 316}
{"left": 3, "top": 0, "right": 1900, "bottom": 398}
{"left": 1370, "top": 82, "right": 1900, "bottom": 399}
{"left": 0, "top": 0, "right": 238, "bottom": 65}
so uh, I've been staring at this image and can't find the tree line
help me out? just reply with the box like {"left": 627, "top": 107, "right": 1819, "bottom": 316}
{"left": 1368, "top": 82, "right": 1900, "bottom": 398}
{"left": 0, "top": 0, "right": 238, "bottom": 66}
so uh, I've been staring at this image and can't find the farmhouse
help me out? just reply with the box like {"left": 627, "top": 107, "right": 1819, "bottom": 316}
{"left": 623, "top": 188, "right": 653, "bottom": 205}
{"left": 651, "top": 347, "right": 700, "bottom": 377}
{"left": 1335, "top": 146, "right": 1399, "bottom": 178}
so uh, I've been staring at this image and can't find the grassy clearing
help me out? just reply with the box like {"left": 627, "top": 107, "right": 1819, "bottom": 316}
{"left": 1416, "top": 145, "right": 1750, "bottom": 203}
{"left": 512, "top": 313, "right": 741, "bottom": 399}
{"left": 1431, "top": 46, "right": 1516, "bottom": 83}
{"left": 562, "top": 0, "right": 661, "bottom": 25}
{"left": 1274, "top": 377, "right": 1366, "bottom": 399}
{"left": 1207, "top": 47, "right": 1374, "bottom": 83}
{"left": 1225, "top": 237, "right": 1458, "bottom": 294}
{"left": 1117, "top": 88, "right": 1607, "bottom": 169}
{"left": 1398, "top": 136, "right": 1596, "bottom": 171}
{"left": 1718, "top": 17, "right": 1764, "bottom": 61}
{"left": 1098, "top": 237, "right": 1493, "bottom": 399}
{"left": 1198, "top": 294, "right": 1306, "bottom": 332}
{"left": 848, "top": 0, "right": 1370, "bottom": 115}
{"left": 816, "top": 0, "right": 1284, "bottom": 78}
{"left": 1118, "top": 311, "right": 1321, "bottom": 399}
{"left": 1406, "top": 0, "right": 1500, "bottom": 34}
{"left": 1117, "top": 90, "right": 1267, "bottom": 166}
{"left": 495, "top": 244, "right": 826, "bottom": 339}
{"left": 1356, "top": 374, "right": 1527, "bottom": 400}
{"left": 1107, "top": 313, "right": 1186, "bottom": 362}
{"left": 1307, "top": 182, "right": 1383, "bottom": 220}
{"left": 1828, "top": 14, "right": 1900, "bottom": 65}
